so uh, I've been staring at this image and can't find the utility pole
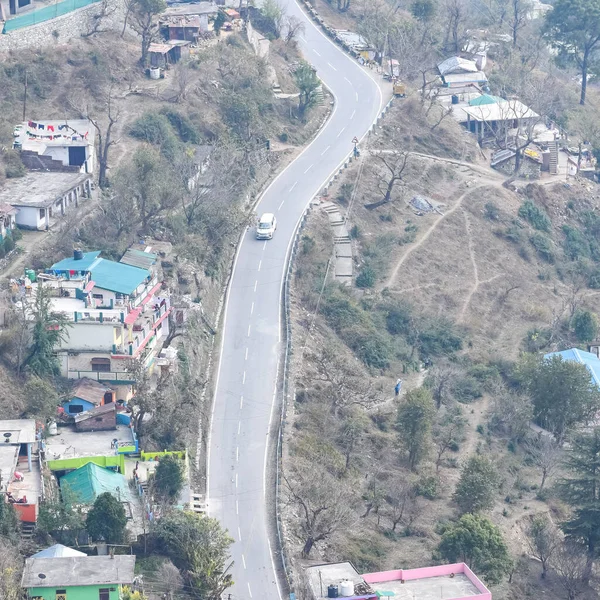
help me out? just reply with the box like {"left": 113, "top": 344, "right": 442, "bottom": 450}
{"left": 23, "top": 69, "right": 28, "bottom": 121}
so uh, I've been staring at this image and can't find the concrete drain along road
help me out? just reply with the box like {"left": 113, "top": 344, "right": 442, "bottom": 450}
{"left": 206, "top": 2, "right": 385, "bottom": 598}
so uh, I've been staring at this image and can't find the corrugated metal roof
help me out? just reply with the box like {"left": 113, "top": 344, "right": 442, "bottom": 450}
{"left": 544, "top": 349, "right": 600, "bottom": 389}
{"left": 71, "top": 378, "right": 113, "bottom": 406}
{"left": 438, "top": 56, "right": 478, "bottom": 76}
{"left": 462, "top": 99, "right": 538, "bottom": 122}
{"left": 31, "top": 544, "right": 86, "bottom": 558}
{"left": 60, "top": 463, "right": 130, "bottom": 504}
{"left": 443, "top": 71, "right": 487, "bottom": 84}
{"left": 120, "top": 248, "right": 157, "bottom": 270}
{"left": 469, "top": 94, "right": 504, "bottom": 106}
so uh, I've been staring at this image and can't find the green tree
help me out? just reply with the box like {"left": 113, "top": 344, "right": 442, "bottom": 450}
{"left": 213, "top": 11, "right": 226, "bottom": 35}
{"left": 0, "top": 501, "right": 19, "bottom": 540}
{"left": 85, "top": 492, "right": 127, "bottom": 543}
{"left": 397, "top": 387, "right": 435, "bottom": 470}
{"left": 131, "top": 0, "right": 167, "bottom": 65}
{"left": 544, "top": 0, "right": 600, "bottom": 105}
{"left": 572, "top": 310, "right": 599, "bottom": 342}
{"left": 153, "top": 511, "right": 234, "bottom": 600}
{"left": 24, "top": 286, "right": 70, "bottom": 377}
{"left": 24, "top": 376, "right": 59, "bottom": 422}
{"left": 37, "top": 488, "right": 86, "bottom": 545}
{"left": 526, "top": 515, "right": 560, "bottom": 578}
{"left": 453, "top": 455, "right": 498, "bottom": 514}
{"left": 295, "top": 61, "right": 320, "bottom": 116}
{"left": 219, "top": 92, "right": 259, "bottom": 140}
{"left": 153, "top": 455, "right": 185, "bottom": 502}
{"left": 558, "top": 428, "right": 600, "bottom": 579}
{"left": 437, "top": 514, "right": 513, "bottom": 585}
{"left": 517, "top": 355, "right": 600, "bottom": 443}
{"left": 410, "top": 0, "right": 435, "bottom": 21}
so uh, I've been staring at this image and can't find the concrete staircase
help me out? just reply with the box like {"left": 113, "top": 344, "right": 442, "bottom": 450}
{"left": 549, "top": 141, "right": 559, "bottom": 175}
{"left": 313, "top": 85, "right": 325, "bottom": 106}
{"left": 20, "top": 522, "right": 35, "bottom": 541}
{"left": 322, "top": 201, "right": 353, "bottom": 284}
{"left": 190, "top": 492, "right": 207, "bottom": 514}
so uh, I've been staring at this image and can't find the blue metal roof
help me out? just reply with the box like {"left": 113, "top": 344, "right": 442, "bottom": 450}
{"left": 544, "top": 348, "right": 600, "bottom": 388}
{"left": 51, "top": 251, "right": 101, "bottom": 272}
{"left": 89, "top": 259, "right": 150, "bottom": 296}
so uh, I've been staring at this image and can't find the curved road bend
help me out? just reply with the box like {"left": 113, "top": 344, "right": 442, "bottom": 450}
{"left": 207, "top": 4, "right": 386, "bottom": 599}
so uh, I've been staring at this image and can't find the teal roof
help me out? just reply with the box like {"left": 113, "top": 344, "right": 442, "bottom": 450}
{"left": 51, "top": 251, "right": 101, "bottom": 272}
{"left": 544, "top": 348, "right": 600, "bottom": 389}
{"left": 469, "top": 94, "right": 505, "bottom": 106}
{"left": 60, "top": 463, "right": 131, "bottom": 504}
{"left": 89, "top": 259, "right": 150, "bottom": 296}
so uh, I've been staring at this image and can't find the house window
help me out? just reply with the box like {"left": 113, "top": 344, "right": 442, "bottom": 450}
{"left": 93, "top": 294, "right": 104, "bottom": 301}
{"left": 39, "top": 208, "right": 45, "bottom": 219}
{"left": 99, "top": 589, "right": 110, "bottom": 600}
{"left": 56, "top": 589, "right": 67, "bottom": 600}
{"left": 95, "top": 417, "right": 103, "bottom": 422}
{"left": 91, "top": 358, "right": 111, "bottom": 373}
{"left": 68, "top": 404, "right": 84, "bottom": 414}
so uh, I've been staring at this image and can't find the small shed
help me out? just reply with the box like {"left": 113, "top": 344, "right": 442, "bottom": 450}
{"left": 62, "top": 378, "right": 115, "bottom": 416}
{"left": 491, "top": 148, "right": 541, "bottom": 179}
{"left": 148, "top": 41, "right": 191, "bottom": 68}
{"left": 74, "top": 404, "right": 117, "bottom": 432}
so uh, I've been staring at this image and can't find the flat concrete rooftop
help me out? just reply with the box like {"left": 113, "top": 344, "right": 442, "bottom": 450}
{"left": 0, "top": 172, "right": 90, "bottom": 208}
{"left": 370, "top": 573, "right": 480, "bottom": 600}
{"left": 45, "top": 425, "right": 134, "bottom": 460}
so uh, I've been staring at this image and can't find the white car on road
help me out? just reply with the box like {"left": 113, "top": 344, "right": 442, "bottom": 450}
{"left": 256, "top": 213, "right": 277, "bottom": 240}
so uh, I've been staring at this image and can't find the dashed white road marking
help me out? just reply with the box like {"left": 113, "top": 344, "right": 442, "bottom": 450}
{"left": 245, "top": 347, "right": 248, "bottom": 360}
{"left": 247, "top": 324, "right": 251, "bottom": 337}
{"left": 278, "top": 199, "right": 285, "bottom": 210}
{"left": 236, "top": 499, "right": 239, "bottom": 515}
{"left": 253, "top": 280, "right": 258, "bottom": 292}
{"left": 299, "top": 35, "right": 306, "bottom": 42}
{"left": 327, "top": 62, "right": 337, "bottom": 71}
{"left": 289, "top": 181, "right": 297, "bottom": 192}
{"left": 321, "top": 145, "right": 330, "bottom": 155}
{"left": 236, "top": 447, "right": 239, "bottom": 462}
{"left": 238, "top": 526, "right": 242, "bottom": 541}
{"left": 356, "top": 91, "right": 359, "bottom": 101}
{"left": 337, "top": 127, "right": 346, "bottom": 138}
{"left": 242, "top": 554, "right": 247, "bottom": 569}
{"left": 258, "top": 260, "right": 262, "bottom": 271}
{"left": 238, "top": 421, "right": 241, "bottom": 434}
{"left": 242, "top": 371, "right": 246, "bottom": 384}
{"left": 304, "top": 164, "right": 313, "bottom": 174}
{"left": 240, "top": 395, "right": 244, "bottom": 409}
{"left": 350, "top": 109, "right": 356, "bottom": 119}
{"left": 247, "top": 583, "right": 253, "bottom": 598}
{"left": 235, "top": 473, "right": 238, "bottom": 488}
{"left": 250, "top": 302, "right": 254, "bottom": 315}
{"left": 313, "top": 49, "right": 321, "bottom": 56}
{"left": 344, "top": 76, "right": 352, "bottom": 84}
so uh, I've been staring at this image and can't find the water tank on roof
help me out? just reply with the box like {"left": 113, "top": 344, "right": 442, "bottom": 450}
{"left": 451, "top": 94, "right": 459, "bottom": 105}
{"left": 339, "top": 580, "right": 354, "bottom": 597}
{"left": 73, "top": 249, "right": 84, "bottom": 260}
{"left": 327, "top": 584, "right": 339, "bottom": 598}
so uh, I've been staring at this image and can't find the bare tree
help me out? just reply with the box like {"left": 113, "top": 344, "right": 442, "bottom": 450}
{"left": 83, "top": 0, "right": 117, "bottom": 37}
{"left": 552, "top": 542, "right": 589, "bottom": 600}
{"left": 433, "top": 407, "right": 466, "bottom": 472}
{"left": 312, "top": 345, "right": 378, "bottom": 416}
{"left": 526, "top": 515, "right": 561, "bottom": 579}
{"left": 283, "top": 467, "right": 356, "bottom": 557}
{"left": 121, "top": 0, "right": 134, "bottom": 37}
{"left": 338, "top": 412, "right": 368, "bottom": 473}
{"left": 365, "top": 151, "right": 410, "bottom": 210}
{"left": 173, "top": 61, "right": 194, "bottom": 103}
{"left": 510, "top": 0, "right": 531, "bottom": 47}
{"left": 488, "top": 382, "right": 532, "bottom": 442}
{"left": 131, "top": 0, "right": 167, "bottom": 66}
{"left": 384, "top": 478, "right": 421, "bottom": 533}
{"left": 427, "top": 362, "right": 459, "bottom": 409}
{"left": 443, "top": 0, "right": 467, "bottom": 53}
{"left": 284, "top": 15, "right": 305, "bottom": 44}
{"left": 157, "top": 560, "right": 184, "bottom": 600}
{"left": 525, "top": 435, "right": 561, "bottom": 490}
{"left": 361, "top": 476, "right": 385, "bottom": 520}
{"left": 87, "top": 84, "right": 120, "bottom": 189}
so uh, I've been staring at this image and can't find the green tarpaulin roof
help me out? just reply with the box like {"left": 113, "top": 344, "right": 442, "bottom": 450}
{"left": 60, "top": 463, "right": 130, "bottom": 504}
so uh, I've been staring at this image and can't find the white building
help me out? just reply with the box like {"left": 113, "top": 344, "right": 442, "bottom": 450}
{"left": 13, "top": 119, "right": 95, "bottom": 174}
{"left": 0, "top": 172, "right": 92, "bottom": 230}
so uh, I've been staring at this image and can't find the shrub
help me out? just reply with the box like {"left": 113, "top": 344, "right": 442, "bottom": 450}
{"left": 572, "top": 309, "right": 599, "bottom": 342}
{"left": 278, "top": 132, "right": 288, "bottom": 142}
{"left": 337, "top": 183, "right": 354, "bottom": 204}
{"left": 160, "top": 109, "right": 200, "bottom": 144}
{"left": 417, "top": 317, "right": 463, "bottom": 357}
{"left": 484, "top": 202, "right": 500, "bottom": 221}
{"left": 350, "top": 224, "right": 360, "bottom": 239}
{"left": 415, "top": 475, "right": 438, "bottom": 499}
{"left": 385, "top": 302, "right": 412, "bottom": 335}
{"left": 356, "top": 266, "right": 377, "bottom": 288}
{"left": 452, "top": 376, "right": 483, "bottom": 403}
{"left": 530, "top": 233, "right": 555, "bottom": 263}
{"left": 562, "top": 225, "right": 590, "bottom": 260}
{"left": 519, "top": 200, "right": 551, "bottom": 232}
{"left": 129, "top": 112, "right": 181, "bottom": 161}
{"left": 3, "top": 151, "right": 25, "bottom": 178}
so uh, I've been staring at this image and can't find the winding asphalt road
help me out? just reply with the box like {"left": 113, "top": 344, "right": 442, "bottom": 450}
{"left": 207, "top": 4, "right": 386, "bottom": 599}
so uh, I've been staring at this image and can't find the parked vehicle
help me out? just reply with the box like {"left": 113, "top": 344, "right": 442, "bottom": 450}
{"left": 256, "top": 213, "right": 277, "bottom": 240}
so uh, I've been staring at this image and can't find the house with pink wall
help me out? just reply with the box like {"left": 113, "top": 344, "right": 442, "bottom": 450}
{"left": 305, "top": 561, "right": 491, "bottom": 600}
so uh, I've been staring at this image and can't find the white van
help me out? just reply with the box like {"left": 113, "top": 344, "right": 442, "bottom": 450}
{"left": 256, "top": 213, "right": 277, "bottom": 240}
